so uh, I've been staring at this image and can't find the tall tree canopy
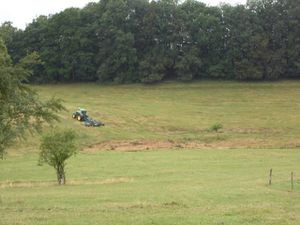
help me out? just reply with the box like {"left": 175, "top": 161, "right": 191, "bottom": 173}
{"left": 1, "top": 0, "right": 299, "bottom": 83}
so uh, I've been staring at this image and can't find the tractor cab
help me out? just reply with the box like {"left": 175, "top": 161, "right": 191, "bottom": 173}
{"left": 72, "top": 108, "right": 88, "bottom": 121}
{"left": 79, "top": 108, "right": 87, "bottom": 116}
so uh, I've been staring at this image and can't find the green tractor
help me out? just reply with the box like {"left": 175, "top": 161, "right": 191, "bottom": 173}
{"left": 72, "top": 108, "right": 88, "bottom": 121}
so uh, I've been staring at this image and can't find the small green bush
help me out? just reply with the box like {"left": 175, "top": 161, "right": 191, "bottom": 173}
{"left": 209, "top": 123, "right": 223, "bottom": 132}
{"left": 39, "top": 129, "right": 78, "bottom": 185}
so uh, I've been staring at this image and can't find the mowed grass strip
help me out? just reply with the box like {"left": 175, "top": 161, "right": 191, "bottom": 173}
{"left": 0, "top": 149, "right": 299, "bottom": 225}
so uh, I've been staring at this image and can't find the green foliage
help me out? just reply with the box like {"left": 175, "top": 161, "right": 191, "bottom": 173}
{"left": 0, "top": 38, "right": 11, "bottom": 65}
{"left": 97, "top": 30, "right": 138, "bottom": 83}
{"left": 139, "top": 51, "right": 165, "bottom": 83}
{"left": 176, "top": 48, "right": 202, "bottom": 81}
{"left": 0, "top": 39, "right": 64, "bottom": 158}
{"left": 2, "top": 0, "right": 300, "bottom": 83}
{"left": 209, "top": 123, "right": 223, "bottom": 132}
{"left": 0, "top": 22, "right": 18, "bottom": 47}
{"left": 39, "top": 129, "right": 78, "bottom": 185}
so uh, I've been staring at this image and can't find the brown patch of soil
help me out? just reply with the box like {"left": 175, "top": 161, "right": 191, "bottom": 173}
{"left": 86, "top": 140, "right": 182, "bottom": 152}
{"left": 104, "top": 201, "right": 186, "bottom": 210}
{"left": 84, "top": 138, "right": 300, "bottom": 152}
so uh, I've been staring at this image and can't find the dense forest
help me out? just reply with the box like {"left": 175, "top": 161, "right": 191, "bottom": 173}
{"left": 0, "top": 0, "right": 299, "bottom": 83}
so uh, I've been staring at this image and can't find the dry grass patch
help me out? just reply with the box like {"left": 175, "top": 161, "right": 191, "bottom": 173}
{"left": 84, "top": 138, "right": 300, "bottom": 152}
{"left": 0, "top": 177, "right": 134, "bottom": 188}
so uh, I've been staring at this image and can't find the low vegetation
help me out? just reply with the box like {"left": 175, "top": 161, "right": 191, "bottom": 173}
{"left": 1, "top": 81, "right": 300, "bottom": 224}
{"left": 0, "top": 149, "right": 299, "bottom": 225}
{"left": 209, "top": 123, "right": 223, "bottom": 132}
{"left": 17, "top": 81, "right": 300, "bottom": 151}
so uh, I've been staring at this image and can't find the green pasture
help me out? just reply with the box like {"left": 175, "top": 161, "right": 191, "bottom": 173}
{"left": 1, "top": 81, "right": 300, "bottom": 224}
{"left": 23, "top": 80, "right": 300, "bottom": 149}
{"left": 1, "top": 149, "right": 300, "bottom": 225}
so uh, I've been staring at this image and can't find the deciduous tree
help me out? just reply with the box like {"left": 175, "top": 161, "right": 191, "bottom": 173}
{"left": 0, "top": 39, "right": 64, "bottom": 158}
{"left": 39, "top": 129, "right": 78, "bottom": 185}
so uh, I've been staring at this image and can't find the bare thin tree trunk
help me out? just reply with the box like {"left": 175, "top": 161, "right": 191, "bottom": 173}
{"left": 56, "top": 165, "right": 66, "bottom": 185}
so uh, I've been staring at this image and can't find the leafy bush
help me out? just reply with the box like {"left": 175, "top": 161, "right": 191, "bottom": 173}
{"left": 39, "top": 129, "right": 78, "bottom": 185}
{"left": 209, "top": 123, "right": 223, "bottom": 132}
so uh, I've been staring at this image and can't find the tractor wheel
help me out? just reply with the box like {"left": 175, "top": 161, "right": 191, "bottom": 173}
{"left": 77, "top": 116, "right": 81, "bottom": 121}
{"left": 72, "top": 114, "right": 76, "bottom": 119}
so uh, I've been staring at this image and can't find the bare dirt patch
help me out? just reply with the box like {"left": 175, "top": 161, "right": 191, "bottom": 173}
{"left": 84, "top": 138, "right": 290, "bottom": 152}
{"left": 104, "top": 201, "right": 187, "bottom": 210}
{"left": 86, "top": 140, "right": 180, "bottom": 152}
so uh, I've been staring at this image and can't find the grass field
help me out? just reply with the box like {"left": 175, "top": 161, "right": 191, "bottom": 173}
{"left": 1, "top": 81, "right": 300, "bottom": 224}
{"left": 11, "top": 80, "right": 300, "bottom": 152}
{"left": 1, "top": 149, "right": 300, "bottom": 225}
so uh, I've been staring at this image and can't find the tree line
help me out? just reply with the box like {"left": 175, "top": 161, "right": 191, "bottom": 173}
{"left": 0, "top": 0, "right": 299, "bottom": 83}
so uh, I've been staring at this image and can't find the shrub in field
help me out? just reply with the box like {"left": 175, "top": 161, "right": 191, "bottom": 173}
{"left": 209, "top": 123, "right": 223, "bottom": 132}
{"left": 39, "top": 129, "right": 78, "bottom": 185}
